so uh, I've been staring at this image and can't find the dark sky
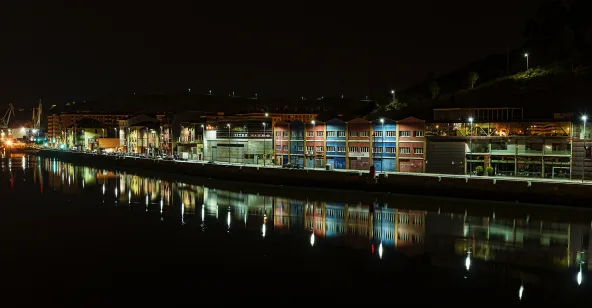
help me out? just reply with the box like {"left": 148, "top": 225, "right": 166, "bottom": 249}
{"left": 0, "top": 0, "right": 546, "bottom": 113}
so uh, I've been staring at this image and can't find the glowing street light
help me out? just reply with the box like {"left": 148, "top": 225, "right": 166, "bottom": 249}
{"left": 524, "top": 53, "right": 529, "bottom": 70}
{"left": 583, "top": 115, "right": 587, "bottom": 182}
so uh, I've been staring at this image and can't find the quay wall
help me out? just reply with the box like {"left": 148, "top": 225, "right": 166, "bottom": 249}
{"left": 37, "top": 150, "right": 592, "bottom": 207}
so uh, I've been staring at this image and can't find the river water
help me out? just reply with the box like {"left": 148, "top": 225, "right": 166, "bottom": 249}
{"left": 2, "top": 154, "right": 592, "bottom": 304}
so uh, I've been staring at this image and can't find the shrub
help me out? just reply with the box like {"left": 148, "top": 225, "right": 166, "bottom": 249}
{"left": 475, "top": 166, "right": 484, "bottom": 176}
{"left": 485, "top": 166, "right": 494, "bottom": 175}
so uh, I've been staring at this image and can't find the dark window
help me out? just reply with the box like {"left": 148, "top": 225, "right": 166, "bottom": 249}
{"left": 585, "top": 146, "right": 591, "bottom": 159}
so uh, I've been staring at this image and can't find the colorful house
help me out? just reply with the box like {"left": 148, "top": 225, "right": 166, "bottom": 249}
{"left": 274, "top": 121, "right": 290, "bottom": 165}
{"left": 289, "top": 120, "right": 305, "bottom": 166}
{"left": 346, "top": 118, "right": 372, "bottom": 170}
{"left": 372, "top": 118, "right": 397, "bottom": 172}
{"left": 396, "top": 117, "right": 426, "bottom": 173}
{"left": 325, "top": 119, "right": 347, "bottom": 169}
{"left": 305, "top": 120, "right": 325, "bottom": 168}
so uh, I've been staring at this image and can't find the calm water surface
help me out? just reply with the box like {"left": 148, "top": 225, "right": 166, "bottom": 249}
{"left": 2, "top": 154, "right": 592, "bottom": 304}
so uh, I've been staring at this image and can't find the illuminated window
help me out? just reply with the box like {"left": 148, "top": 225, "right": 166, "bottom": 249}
{"left": 400, "top": 147, "right": 411, "bottom": 154}
{"left": 360, "top": 131, "right": 369, "bottom": 137}
{"left": 400, "top": 131, "right": 411, "bottom": 137}
{"left": 337, "top": 131, "right": 346, "bottom": 137}
{"left": 414, "top": 131, "right": 424, "bottom": 137}
{"left": 414, "top": 148, "right": 424, "bottom": 154}
{"left": 327, "top": 131, "right": 336, "bottom": 137}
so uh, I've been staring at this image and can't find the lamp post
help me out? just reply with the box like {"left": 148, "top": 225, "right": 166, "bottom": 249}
{"left": 201, "top": 124, "right": 205, "bottom": 161}
{"left": 390, "top": 89, "right": 395, "bottom": 102}
{"left": 264, "top": 112, "right": 269, "bottom": 166}
{"left": 468, "top": 117, "right": 473, "bottom": 176}
{"left": 311, "top": 120, "right": 316, "bottom": 169}
{"left": 582, "top": 115, "right": 587, "bottom": 182}
{"left": 524, "top": 53, "right": 529, "bottom": 70}
{"left": 380, "top": 118, "right": 385, "bottom": 174}
{"left": 227, "top": 123, "right": 231, "bottom": 164}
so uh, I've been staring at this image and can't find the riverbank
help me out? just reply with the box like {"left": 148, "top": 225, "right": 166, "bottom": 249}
{"left": 37, "top": 149, "right": 592, "bottom": 207}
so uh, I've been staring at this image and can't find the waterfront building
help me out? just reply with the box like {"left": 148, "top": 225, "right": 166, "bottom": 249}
{"left": 346, "top": 118, "right": 372, "bottom": 170}
{"left": 202, "top": 116, "right": 272, "bottom": 165}
{"left": 273, "top": 121, "right": 290, "bottom": 165}
{"left": 425, "top": 118, "right": 573, "bottom": 178}
{"left": 304, "top": 120, "right": 325, "bottom": 168}
{"left": 288, "top": 120, "right": 305, "bottom": 166}
{"left": 396, "top": 117, "right": 426, "bottom": 173}
{"left": 121, "top": 114, "right": 161, "bottom": 155}
{"left": 64, "top": 118, "right": 105, "bottom": 151}
{"left": 371, "top": 118, "right": 397, "bottom": 172}
{"left": 325, "top": 119, "right": 347, "bottom": 169}
{"left": 178, "top": 120, "right": 206, "bottom": 160}
{"left": 47, "top": 112, "right": 128, "bottom": 145}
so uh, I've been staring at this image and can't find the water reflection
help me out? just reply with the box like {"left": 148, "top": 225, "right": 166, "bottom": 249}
{"left": 27, "top": 157, "right": 592, "bottom": 284}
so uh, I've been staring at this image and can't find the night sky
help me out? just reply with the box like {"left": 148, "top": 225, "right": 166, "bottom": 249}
{"left": 0, "top": 1, "right": 546, "bottom": 113}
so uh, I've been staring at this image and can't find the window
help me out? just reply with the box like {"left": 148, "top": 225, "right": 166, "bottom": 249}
{"left": 412, "top": 215, "right": 423, "bottom": 225}
{"left": 151, "top": 132, "right": 156, "bottom": 138}
{"left": 337, "top": 131, "right": 346, "bottom": 137}
{"left": 276, "top": 131, "right": 281, "bottom": 137}
{"left": 327, "top": 146, "right": 336, "bottom": 152}
{"left": 400, "top": 147, "right": 411, "bottom": 154}
{"left": 349, "top": 131, "right": 358, "bottom": 137}
{"left": 275, "top": 145, "right": 281, "bottom": 151}
{"left": 414, "top": 131, "right": 424, "bottom": 137}
{"left": 361, "top": 131, "right": 369, "bottom": 137}
{"left": 386, "top": 131, "right": 396, "bottom": 137}
{"left": 297, "top": 146, "right": 303, "bottom": 151}
{"left": 283, "top": 145, "right": 288, "bottom": 151}
{"left": 360, "top": 147, "right": 369, "bottom": 152}
{"left": 400, "top": 131, "right": 411, "bottom": 137}
{"left": 399, "top": 214, "right": 409, "bottom": 224}
{"left": 412, "top": 234, "right": 423, "bottom": 243}
{"left": 316, "top": 146, "right": 324, "bottom": 152}
{"left": 385, "top": 147, "right": 396, "bottom": 153}
{"left": 373, "top": 131, "right": 383, "bottom": 137}
{"left": 283, "top": 131, "right": 288, "bottom": 137}
{"left": 398, "top": 233, "right": 409, "bottom": 241}
{"left": 306, "top": 146, "right": 314, "bottom": 152}
{"left": 373, "top": 147, "right": 382, "bottom": 153}
{"left": 349, "top": 147, "right": 358, "bottom": 152}
{"left": 337, "top": 146, "right": 346, "bottom": 152}
{"left": 587, "top": 146, "right": 592, "bottom": 159}
{"left": 317, "top": 131, "right": 324, "bottom": 137}
{"left": 414, "top": 148, "right": 424, "bottom": 154}
{"left": 307, "top": 131, "right": 314, "bottom": 137}
{"left": 327, "top": 131, "right": 336, "bottom": 137}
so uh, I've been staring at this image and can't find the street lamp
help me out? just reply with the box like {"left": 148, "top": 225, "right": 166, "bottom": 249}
{"left": 390, "top": 89, "right": 395, "bottom": 102}
{"left": 524, "top": 53, "right": 529, "bottom": 70}
{"left": 380, "top": 118, "right": 385, "bottom": 174}
{"left": 582, "top": 115, "right": 587, "bottom": 182}
{"left": 227, "top": 123, "right": 231, "bottom": 164}
{"left": 468, "top": 117, "right": 473, "bottom": 176}
{"left": 201, "top": 124, "right": 205, "bottom": 161}
{"left": 311, "top": 120, "right": 316, "bottom": 169}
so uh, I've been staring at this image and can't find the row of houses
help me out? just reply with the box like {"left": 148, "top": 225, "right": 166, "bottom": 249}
{"left": 44, "top": 107, "right": 592, "bottom": 180}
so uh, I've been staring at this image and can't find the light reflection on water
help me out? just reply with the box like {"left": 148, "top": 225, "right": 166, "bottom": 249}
{"left": 6, "top": 156, "right": 592, "bottom": 292}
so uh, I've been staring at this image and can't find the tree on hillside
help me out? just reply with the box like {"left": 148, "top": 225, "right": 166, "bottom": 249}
{"left": 385, "top": 98, "right": 407, "bottom": 111}
{"left": 468, "top": 72, "right": 479, "bottom": 89}
{"left": 429, "top": 81, "right": 440, "bottom": 99}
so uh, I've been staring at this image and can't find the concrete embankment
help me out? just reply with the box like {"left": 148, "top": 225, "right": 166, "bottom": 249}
{"left": 37, "top": 150, "right": 592, "bottom": 207}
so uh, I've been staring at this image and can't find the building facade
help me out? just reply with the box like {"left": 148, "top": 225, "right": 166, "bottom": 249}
{"left": 396, "top": 117, "right": 426, "bottom": 173}
{"left": 372, "top": 118, "right": 396, "bottom": 172}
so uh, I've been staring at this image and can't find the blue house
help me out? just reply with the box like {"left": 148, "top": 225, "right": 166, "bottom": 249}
{"left": 325, "top": 119, "right": 347, "bottom": 169}
{"left": 289, "top": 120, "right": 305, "bottom": 166}
{"left": 372, "top": 118, "right": 397, "bottom": 172}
